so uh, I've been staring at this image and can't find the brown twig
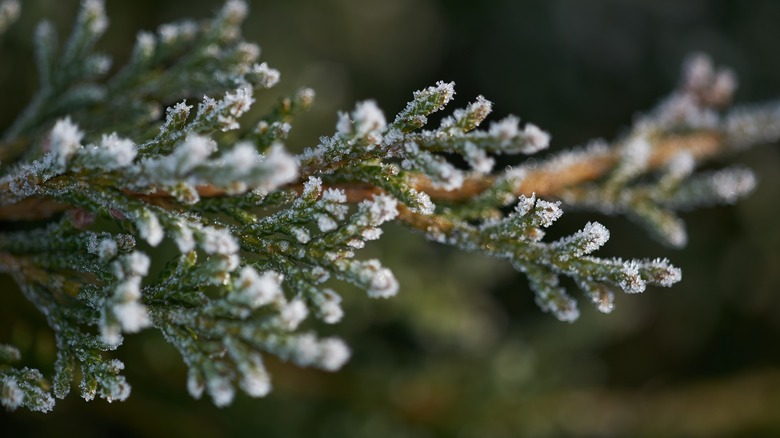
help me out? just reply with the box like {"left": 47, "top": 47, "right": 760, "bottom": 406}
{"left": 0, "top": 130, "right": 725, "bottom": 222}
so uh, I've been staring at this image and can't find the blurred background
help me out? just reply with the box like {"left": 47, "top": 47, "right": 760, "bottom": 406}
{"left": 2, "top": 0, "right": 780, "bottom": 436}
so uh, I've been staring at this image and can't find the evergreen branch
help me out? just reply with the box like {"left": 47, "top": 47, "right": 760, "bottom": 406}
{"left": 0, "top": 1, "right": 775, "bottom": 412}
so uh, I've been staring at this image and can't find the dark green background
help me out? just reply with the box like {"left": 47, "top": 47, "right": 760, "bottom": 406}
{"left": 2, "top": 0, "right": 780, "bottom": 436}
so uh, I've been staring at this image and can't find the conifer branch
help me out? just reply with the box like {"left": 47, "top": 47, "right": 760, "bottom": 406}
{"left": 0, "top": 0, "right": 776, "bottom": 412}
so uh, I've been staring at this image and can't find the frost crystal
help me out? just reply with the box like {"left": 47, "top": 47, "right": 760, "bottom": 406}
{"left": 319, "top": 296, "right": 344, "bottom": 324}
{"left": 173, "top": 222, "right": 196, "bottom": 253}
{"left": 533, "top": 199, "right": 563, "bottom": 227}
{"left": 353, "top": 100, "right": 387, "bottom": 138}
{"left": 48, "top": 117, "right": 84, "bottom": 169}
{"left": 258, "top": 144, "right": 298, "bottom": 191}
{"left": 322, "top": 188, "right": 347, "bottom": 203}
{"left": 619, "top": 261, "right": 645, "bottom": 294}
{"left": 88, "top": 237, "right": 118, "bottom": 260}
{"left": 199, "top": 227, "right": 239, "bottom": 255}
{"left": 712, "top": 168, "right": 756, "bottom": 203}
{"left": 365, "top": 195, "right": 399, "bottom": 225}
{"left": 316, "top": 214, "right": 338, "bottom": 233}
{"left": 1, "top": 378, "right": 23, "bottom": 411}
{"left": 136, "top": 211, "right": 164, "bottom": 247}
{"left": 251, "top": 62, "right": 280, "bottom": 88}
{"left": 490, "top": 116, "right": 520, "bottom": 142}
{"left": 113, "top": 300, "right": 151, "bottom": 333}
{"left": 363, "top": 260, "right": 399, "bottom": 298}
{"left": 240, "top": 364, "right": 271, "bottom": 397}
{"left": 174, "top": 134, "right": 216, "bottom": 173}
{"left": 233, "top": 267, "right": 283, "bottom": 308}
{"left": 207, "top": 375, "right": 235, "bottom": 408}
{"left": 291, "top": 227, "right": 310, "bottom": 244}
{"left": 522, "top": 123, "right": 551, "bottom": 153}
{"left": 280, "top": 299, "right": 309, "bottom": 330}
{"left": 222, "top": 142, "right": 258, "bottom": 174}
{"left": 319, "top": 338, "right": 350, "bottom": 371}
{"left": 187, "top": 369, "right": 204, "bottom": 399}
{"left": 0, "top": 1, "right": 20, "bottom": 34}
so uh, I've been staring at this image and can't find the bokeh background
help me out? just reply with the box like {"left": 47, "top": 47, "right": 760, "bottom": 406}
{"left": 2, "top": 0, "right": 780, "bottom": 436}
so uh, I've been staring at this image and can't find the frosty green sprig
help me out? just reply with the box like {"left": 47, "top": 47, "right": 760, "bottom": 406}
{"left": 2, "top": 0, "right": 779, "bottom": 413}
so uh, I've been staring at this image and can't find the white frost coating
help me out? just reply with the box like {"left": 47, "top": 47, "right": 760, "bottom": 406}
{"left": 319, "top": 338, "right": 350, "bottom": 371}
{"left": 251, "top": 62, "right": 280, "bottom": 88}
{"left": 135, "top": 31, "right": 155, "bottom": 59}
{"left": 82, "top": 0, "right": 108, "bottom": 35}
{"left": 360, "top": 227, "right": 382, "bottom": 241}
{"left": 218, "top": 86, "right": 254, "bottom": 131}
{"left": 411, "top": 189, "right": 435, "bottom": 215}
{"left": 187, "top": 368, "right": 204, "bottom": 399}
{"left": 666, "top": 152, "right": 695, "bottom": 181}
{"left": 173, "top": 222, "right": 196, "bottom": 253}
{"left": 199, "top": 226, "right": 239, "bottom": 255}
{"left": 336, "top": 112, "right": 351, "bottom": 135}
{"left": 88, "top": 237, "right": 118, "bottom": 260}
{"left": 430, "top": 80, "right": 456, "bottom": 106}
{"left": 712, "top": 168, "right": 756, "bottom": 203}
{"left": 123, "top": 251, "right": 150, "bottom": 277}
{"left": 221, "top": 0, "right": 248, "bottom": 22}
{"left": 515, "top": 193, "right": 536, "bottom": 216}
{"left": 522, "top": 123, "right": 551, "bottom": 153}
{"left": 48, "top": 117, "right": 83, "bottom": 169}
{"left": 236, "top": 42, "right": 260, "bottom": 63}
{"left": 489, "top": 116, "right": 520, "bottom": 142}
{"left": 80, "top": 133, "right": 137, "bottom": 170}
{"left": 293, "top": 333, "right": 320, "bottom": 367}
{"left": 683, "top": 53, "right": 713, "bottom": 91}
{"left": 113, "top": 300, "right": 151, "bottom": 333}
{"left": 464, "top": 141, "right": 495, "bottom": 174}
{"left": 114, "top": 276, "right": 141, "bottom": 301}
{"left": 222, "top": 142, "right": 257, "bottom": 174}
{"left": 463, "top": 95, "right": 492, "bottom": 124}
{"left": 258, "top": 144, "right": 298, "bottom": 191}
{"left": 322, "top": 188, "right": 347, "bottom": 203}
{"left": 352, "top": 100, "right": 387, "bottom": 138}
{"left": 619, "top": 260, "right": 646, "bottom": 294}
{"left": 552, "top": 221, "right": 609, "bottom": 256}
{"left": 362, "top": 260, "right": 399, "bottom": 298}
{"left": 347, "top": 238, "right": 364, "bottom": 249}
{"left": 280, "top": 298, "right": 308, "bottom": 330}
{"left": 316, "top": 214, "right": 337, "bottom": 233}
{"left": 575, "top": 222, "right": 610, "bottom": 255}
{"left": 319, "top": 293, "right": 344, "bottom": 324}
{"left": 111, "top": 275, "right": 151, "bottom": 334}
{"left": 290, "top": 227, "right": 310, "bottom": 244}
{"left": 207, "top": 375, "right": 235, "bottom": 408}
{"left": 365, "top": 194, "right": 399, "bottom": 226}
{"left": 233, "top": 267, "right": 283, "bottom": 308}
{"left": 302, "top": 176, "right": 322, "bottom": 198}
{"left": 533, "top": 199, "right": 563, "bottom": 228}
{"left": 214, "top": 254, "right": 240, "bottom": 274}
{"left": 649, "top": 258, "right": 682, "bottom": 287}
{"left": 240, "top": 363, "right": 271, "bottom": 397}
{"left": 99, "top": 133, "right": 136, "bottom": 167}
{"left": 136, "top": 211, "right": 164, "bottom": 247}
{"left": 554, "top": 297, "right": 580, "bottom": 323}
{"left": 0, "top": 1, "right": 20, "bottom": 34}
{"left": 616, "top": 135, "right": 651, "bottom": 179}
{"left": 178, "top": 133, "right": 216, "bottom": 173}
{"left": 1, "top": 377, "right": 24, "bottom": 411}
{"left": 158, "top": 24, "right": 179, "bottom": 44}
{"left": 429, "top": 159, "right": 464, "bottom": 191}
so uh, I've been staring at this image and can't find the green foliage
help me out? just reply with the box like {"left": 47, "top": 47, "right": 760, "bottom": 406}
{"left": 0, "top": 0, "right": 776, "bottom": 414}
